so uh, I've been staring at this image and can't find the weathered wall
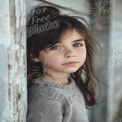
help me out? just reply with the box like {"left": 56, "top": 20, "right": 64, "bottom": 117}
{"left": 89, "top": 0, "right": 122, "bottom": 122}
{"left": 0, "top": 0, "right": 27, "bottom": 122}
{"left": 107, "top": 0, "right": 122, "bottom": 121}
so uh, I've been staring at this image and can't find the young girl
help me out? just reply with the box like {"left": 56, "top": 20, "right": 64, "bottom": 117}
{"left": 27, "top": 5, "right": 100, "bottom": 122}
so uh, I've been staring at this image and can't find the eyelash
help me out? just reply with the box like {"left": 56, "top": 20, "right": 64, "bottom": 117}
{"left": 49, "top": 43, "right": 84, "bottom": 50}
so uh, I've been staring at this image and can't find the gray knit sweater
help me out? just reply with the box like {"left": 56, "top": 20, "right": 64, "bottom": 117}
{"left": 27, "top": 79, "right": 89, "bottom": 122}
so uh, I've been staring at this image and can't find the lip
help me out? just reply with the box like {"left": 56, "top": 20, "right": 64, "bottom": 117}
{"left": 63, "top": 61, "right": 78, "bottom": 66}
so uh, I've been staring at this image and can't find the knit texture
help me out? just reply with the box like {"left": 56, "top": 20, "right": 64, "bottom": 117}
{"left": 27, "top": 78, "right": 89, "bottom": 122}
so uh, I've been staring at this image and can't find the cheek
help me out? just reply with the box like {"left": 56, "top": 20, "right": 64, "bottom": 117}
{"left": 77, "top": 48, "right": 87, "bottom": 60}
{"left": 43, "top": 53, "right": 62, "bottom": 66}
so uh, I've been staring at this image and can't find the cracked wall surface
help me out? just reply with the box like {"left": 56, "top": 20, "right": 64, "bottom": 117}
{"left": 0, "top": 0, "right": 27, "bottom": 122}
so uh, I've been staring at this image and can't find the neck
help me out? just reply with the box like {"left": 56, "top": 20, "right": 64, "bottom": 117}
{"left": 41, "top": 70, "right": 70, "bottom": 85}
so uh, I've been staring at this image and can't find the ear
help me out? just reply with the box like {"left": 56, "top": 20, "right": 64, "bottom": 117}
{"left": 31, "top": 57, "right": 40, "bottom": 62}
{"left": 30, "top": 54, "right": 40, "bottom": 62}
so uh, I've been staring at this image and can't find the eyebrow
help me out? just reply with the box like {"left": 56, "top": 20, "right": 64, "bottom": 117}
{"left": 58, "top": 38, "right": 85, "bottom": 44}
{"left": 72, "top": 38, "right": 85, "bottom": 42}
{"left": 47, "top": 38, "right": 85, "bottom": 48}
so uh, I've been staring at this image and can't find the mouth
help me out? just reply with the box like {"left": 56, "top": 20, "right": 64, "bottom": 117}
{"left": 63, "top": 61, "right": 78, "bottom": 66}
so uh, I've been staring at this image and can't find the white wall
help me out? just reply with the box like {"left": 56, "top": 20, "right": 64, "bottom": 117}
{"left": 0, "top": 0, "right": 27, "bottom": 122}
{"left": 107, "top": 0, "right": 122, "bottom": 121}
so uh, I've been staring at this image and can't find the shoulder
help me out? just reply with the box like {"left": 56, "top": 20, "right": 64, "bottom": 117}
{"left": 27, "top": 82, "right": 72, "bottom": 122}
{"left": 28, "top": 81, "right": 71, "bottom": 104}
{"left": 27, "top": 86, "right": 63, "bottom": 121}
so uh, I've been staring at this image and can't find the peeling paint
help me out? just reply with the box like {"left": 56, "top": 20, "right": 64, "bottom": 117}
{"left": 0, "top": 0, "right": 27, "bottom": 122}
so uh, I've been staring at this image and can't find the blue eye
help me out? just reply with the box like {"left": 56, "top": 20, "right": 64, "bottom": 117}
{"left": 73, "top": 43, "right": 83, "bottom": 47}
{"left": 49, "top": 46, "right": 60, "bottom": 50}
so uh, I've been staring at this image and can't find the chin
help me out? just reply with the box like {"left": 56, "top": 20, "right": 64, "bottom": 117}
{"left": 65, "top": 69, "right": 79, "bottom": 73}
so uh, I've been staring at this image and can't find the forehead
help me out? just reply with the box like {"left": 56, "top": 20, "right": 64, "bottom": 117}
{"left": 59, "top": 29, "right": 84, "bottom": 43}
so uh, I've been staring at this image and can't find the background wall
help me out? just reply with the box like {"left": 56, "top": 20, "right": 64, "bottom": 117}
{"left": 0, "top": 0, "right": 27, "bottom": 122}
{"left": 108, "top": 0, "right": 122, "bottom": 121}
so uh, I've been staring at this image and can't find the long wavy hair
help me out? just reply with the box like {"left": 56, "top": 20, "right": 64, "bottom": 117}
{"left": 27, "top": 6, "right": 101, "bottom": 107}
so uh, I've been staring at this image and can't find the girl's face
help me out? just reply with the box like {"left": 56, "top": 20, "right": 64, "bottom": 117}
{"left": 37, "top": 29, "right": 86, "bottom": 76}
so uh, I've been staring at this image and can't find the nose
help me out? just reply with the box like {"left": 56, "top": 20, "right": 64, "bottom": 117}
{"left": 64, "top": 48, "right": 75, "bottom": 58}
